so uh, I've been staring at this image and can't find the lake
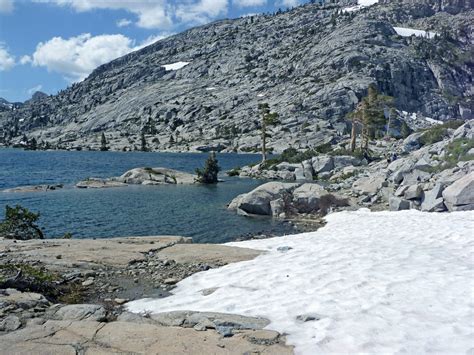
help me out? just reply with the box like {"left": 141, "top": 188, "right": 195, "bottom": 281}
{"left": 0, "top": 149, "right": 295, "bottom": 243}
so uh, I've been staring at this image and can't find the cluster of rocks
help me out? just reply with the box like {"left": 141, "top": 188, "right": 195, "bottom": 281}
{"left": 1, "top": 184, "right": 63, "bottom": 193}
{"left": 1, "top": 0, "right": 471, "bottom": 152}
{"left": 228, "top": 181, "right": 350, "bottom": 219}
{"left": 233, "top": 120, "right": 474, "bottom": 217}
{"left": 239, "top": 154, "right": 365, "bottom": 181}
{"left": 0, "top": 290, "right": 292, "bottom": 354}
{"left": 0, "top": 236, "right": 293, "bottom": 354}
{"left": 76, "top": 167, "right": 197, "bottom": 188}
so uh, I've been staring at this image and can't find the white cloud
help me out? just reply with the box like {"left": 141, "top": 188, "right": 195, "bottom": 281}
{"left": 34, "top": 0, "right": 171, "bottom": 29}
{"left": 29, "top": 32, "right": 171, "bottom": 82}
{"left": 0, "top": 45, "right": 15, "bottom": 71}
{"left": 20, "top": 55, "right": 32, "bottom": 65}
{"left": 176, "top": 0, "right": 228, "bottom": 24}
{"left": 27, "top": 84, "right": 43, "bottom": 95}
{"left": 234, "top": 0, "right": 266, "bottom": 7}
{"left": 278, "top": 0, "right": 300, "bottom": 7}
{"left": 116, "top": 18, "right": 132, "bottom": 27}
{"left": 0, "top": 0, "right": 13, "bottom": 13}
{"left": 31, "top": 33, "right": 134, "bottom": 81}
{"left": 35, "top": 0, "right": 230, "bottom": 29}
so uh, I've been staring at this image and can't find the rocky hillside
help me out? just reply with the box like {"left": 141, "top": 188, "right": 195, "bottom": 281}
{"left": 0, "top": 0, "right": 472, "bottom": 152}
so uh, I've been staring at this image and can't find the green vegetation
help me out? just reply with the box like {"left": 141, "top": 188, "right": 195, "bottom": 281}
{"left": 227, "top": 167, "right": 241, "bottom": 177}
{"left": 100, "top": 133, "right": 108, "bottom": 151}
{"left": 419, "top": 120, "right": 464, "bottom": 146}
{"left": 0, "top": 263, "right": 57, "bottom": 283}
{"left": 349, "top": 85, "right": 394, "bottom": 151}
{"left": 196, "top": 152, "right": 220, "bottom": 184}
{"left": 140, "top": 132, "right": 148, "bottom": 152}
{"left": 258, "top": 103, "right": 280, "bottom": 163}
{"left": 0, "top": 205, "right": 44, "bottom": 240}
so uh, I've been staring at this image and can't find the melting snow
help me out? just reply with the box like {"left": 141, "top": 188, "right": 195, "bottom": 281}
{"left": 162, "top": 61, "right": 190, "bottom": 71}
{"left": 394, "top": 27, "right": 437, "bottom": 39}
{"left": 128, "top": 210, "right": 474, "bottom": 354}
{"left": 343, "top": 0, "right": 379, "bottom": 12}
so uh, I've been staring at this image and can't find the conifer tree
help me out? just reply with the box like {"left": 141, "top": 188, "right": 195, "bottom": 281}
{"left": 195, "top": 152, "right": 220, "bottom": 184}
{"left": 100, "top": 133, "right": 108, "bottom": 151}
{"left": 258, "top": 103, "right": 279, "bottom": 163}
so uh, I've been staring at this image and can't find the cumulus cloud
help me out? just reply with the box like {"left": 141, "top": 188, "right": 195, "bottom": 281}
{"left": 278, "top": 0, "right": 300, "bottom": 6}
{"left": 176, "top": 0, "right": 228, "bottom": 24}
{"left": 31, "top": 33, "right": 134, "bottom": 81}
{"left": 0, "top": 45, "right": 15, "bottom": 71}
{"left": 20, "top": 55, "right": 32, "bottom": 65}
{"left": 116, "top": 18, "right": 132, "bottom": 27}
{"left": 234, "top": 0, "right": 266, "bottom": 7}
{"left": 0, "top": 0, "right": 13, "bottom": 13}
{"left": 35, "top": 0, "right": 231, "bottom": 29}
{"left": 29, "top": 32, "right": 170, "bottom": 82}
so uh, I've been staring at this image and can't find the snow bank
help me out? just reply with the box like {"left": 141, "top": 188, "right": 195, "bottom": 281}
{"left": 394, "top": 27, "right": 437, "bottom": 39}
{"left": 343, "top": 0, "right": 378, "bottom": 12}
{"left": 162, "top": 61, "right": 190, "bottom": 71}
{"left": 128, "top": 210, "right": 474, "bottom": 354}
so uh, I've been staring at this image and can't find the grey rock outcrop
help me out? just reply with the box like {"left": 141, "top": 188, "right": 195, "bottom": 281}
{"left": 1, "top": 1, "right": 471, "bottom": 152}
{"left": 117, "top": 167, "right": 196, "bottom": 185}
{"left": 442, "top": 172, "right": 474, "bottom": 211}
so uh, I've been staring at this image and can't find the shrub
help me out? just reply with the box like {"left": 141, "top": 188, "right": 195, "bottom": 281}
{"left": 227, "top": 167, "right": 241, "bottom": 177}
{"left": 0, "top": 205, "right": 44, "bottom": 240}
{"left": 196, "top": 152, "right": 220, "bottom": 184}
{"left": 420, "top": 120, "right": 465, "bottom": 146}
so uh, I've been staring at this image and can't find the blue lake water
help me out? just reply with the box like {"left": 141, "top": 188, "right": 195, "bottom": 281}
{"left": 0, "top": 149, "right": 294, "bottom": 243}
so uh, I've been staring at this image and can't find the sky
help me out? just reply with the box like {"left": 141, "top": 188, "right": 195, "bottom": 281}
{"left": 0, "top": 0, "right": 309, "bottom": 102}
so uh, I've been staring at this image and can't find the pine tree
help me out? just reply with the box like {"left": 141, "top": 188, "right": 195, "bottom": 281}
{"left": 169, "top": 135, "right": 175, "bottom": 145}
{"left": 195, "top": 152, "right": 220, "bottom": 184}
{"left": 258, "top": 103, "right": 279, "bottom": 163}
{"left": 100, "top": 133, "right": 108, "bottom": 151}
{"left": 140, "top": 132, "right": 148, "bottom": 152}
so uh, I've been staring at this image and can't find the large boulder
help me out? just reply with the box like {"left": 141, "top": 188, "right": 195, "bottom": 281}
{"left": 311, "top": 155, "right": 334, "bottom": 174}
{"left": 442, "top": 172, "right": 474, "bottom": 211}
{"left": 421, "top": 184, "right": 446, "bottom": 212}
{"left": 117, "top": 167, "right": 196, "bottom": 185}
{"left": 229, "top": 182, "right": 300, "bottom": 215}
{"left": 352, "top": 174, "right": 387, "bottom": 196}
{"left": 292, "top": 183, "right": 328, "bottom": 213}
{"left": 451, "top": 119, "right": 473, "bottom": 141}
{"left": 332, "top": 155, "right": 362, "bottom": 169}
{"left": 302, "top": 160, "right": 314, "bottom": 180}
{"left": 404, "top": 185, "right": 424, "bottom": 200}
{"left": 402, "top": 132, "right": 424, "bottom": 153}
{"left": 389, "top": 196, "right": 410, "bottom": 211}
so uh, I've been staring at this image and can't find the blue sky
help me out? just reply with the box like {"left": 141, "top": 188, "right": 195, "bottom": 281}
{"left": 0, "top": 0, "right": 308, "bottom": 102}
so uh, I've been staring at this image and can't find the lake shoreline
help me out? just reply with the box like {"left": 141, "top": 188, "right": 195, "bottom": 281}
{"left": 0, "top": 235, "right": 294, "bottom": 354}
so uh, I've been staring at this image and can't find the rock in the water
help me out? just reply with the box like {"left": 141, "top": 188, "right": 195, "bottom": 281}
{"left": 442, "top": 172, "right": 474, "bottom": 211}
{"left": 117, "top": 167, "right": 196, "bottom": 185}
{"left": 76, "top": 178, "right": 127, "bottom": 189}
{"left": 229, "top": 182, "right": 299, "bottom": 215}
